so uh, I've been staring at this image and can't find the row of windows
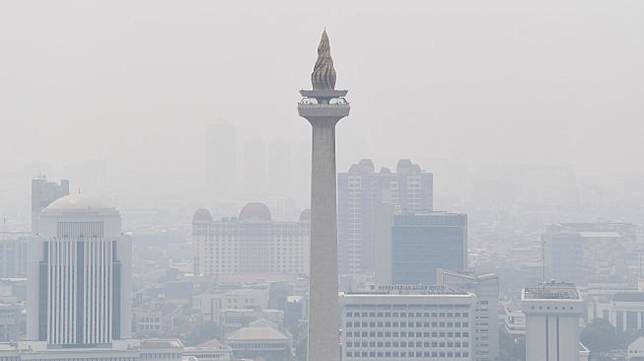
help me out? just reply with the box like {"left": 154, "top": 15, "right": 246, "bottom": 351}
{"left": 345, "top": 331, "right": 469, "bottom": 338}
{"left": 347, "top": 312, "right": 469, "bottom": 318}
{"left": 346, "top": 340, "right": 470, "bottom": 348}
{"left": 346, "top": 350, "right": 469, "bottom": 358}
{"left": 346, "top": 321, "right": 469, "bottom": 328}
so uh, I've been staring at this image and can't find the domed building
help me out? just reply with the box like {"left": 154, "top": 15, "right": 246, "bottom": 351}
{"left": 192, "top": 203, "right": 310, "bottom": 278}
{"left": 27, "top": 193, "right": 132, "bottom": 346}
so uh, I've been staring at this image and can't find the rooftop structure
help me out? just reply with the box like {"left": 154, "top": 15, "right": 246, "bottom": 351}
{"left": 523, "top": 282, "right": 580, "bottom": 301}
{"left": 340, "top": 288, "right": 477, "bottom": 361}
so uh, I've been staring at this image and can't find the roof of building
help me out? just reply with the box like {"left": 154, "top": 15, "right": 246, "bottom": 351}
{"left": 227, "top": 326, "right": 288, "bottom": 342}
{"left": 346, "top": 285, "right": 469, "bottom": 296}
{"left": 239, "top": 202, "right": 272, "bottom": 222}
{"left": 193, "top": 208, "right": 213, "bottom": 223}
{"left": 523, "top": 282, "right": 580, "bottom": 300}
{"left": 196, "top": 338, "right": 227, "bottom": 349}
{"left": 613, "top": 292, "right": 644, "bottom": 303}
{"left": 43, "top": 194, "right": 114, "bottom": 213}
{"left": 578, "top": 231, "right": 621, "bottom": 238}
{"left": 139, "top": 339, "right": 184, "bottom": 349}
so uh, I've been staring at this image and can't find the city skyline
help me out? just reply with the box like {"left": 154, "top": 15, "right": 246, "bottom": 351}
{"left": 2, "top": 1, "right": 644, "bottom": 220}
{"left": 1, "top": 3, "right": 644, "bottom": 361}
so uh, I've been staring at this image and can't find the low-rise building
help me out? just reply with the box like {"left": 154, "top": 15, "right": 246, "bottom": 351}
{"left": 183, "top": 338, "right": 233, "bottom": 361}
{"left": 0, "top": 339, "right": 183, "bottom": 360}
{"left": 226, "top": 321, "right": 291, "bottom": 361}
{"left": 341, "top": 285, "right": 477, "bottom": 361}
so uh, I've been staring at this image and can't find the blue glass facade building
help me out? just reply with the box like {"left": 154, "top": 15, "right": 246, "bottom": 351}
{"left": 391, "top": 212, "right": 467, "bottom": 284}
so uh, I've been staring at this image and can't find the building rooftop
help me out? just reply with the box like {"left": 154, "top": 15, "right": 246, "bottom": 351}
{"left": 613, "top": 292, "right": 644, "bottom": 303}
{"left": 347, "top": 285, "right": 469, "bottom": 296}
{"left": 523, "top": 282, "right": 580, "bottom": 300}
{"left": 227, "top": 326, "right": 289, "bottom": 342}
{"left": 239, "top": 202, "right": 272, "bottom": 222}
{"left": 43, "top": 194, "right": 114, "bottom": 213}
{"left": 193, "top": 208, "right": 213, "bottom": 223}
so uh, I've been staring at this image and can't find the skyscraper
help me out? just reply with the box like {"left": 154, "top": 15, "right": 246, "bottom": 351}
{"left": 521, "top": 282, "right": 585, "bottom": 361}
{"left": 390, "top": 212, "right": 467, "bottom": 285}
{"left": 27, "top": 194, "right": 131, "bottom": 346}
{"left": 297, "top": 30, "right": 350, "bottom": 361}
{"left": 337, "top": 159, "right": 433, "bottom": 276}
{"left": 205, "top": 121, "right": 237, "bottom": 201}
{"left": 31, "top": 176, "right": 69, "bottom": 234}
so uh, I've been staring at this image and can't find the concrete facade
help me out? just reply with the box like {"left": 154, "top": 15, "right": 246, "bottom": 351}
{"left": 521, "top": 282, "right": 584, "bottom": 361}
{"left": 298, "top": 30, "right": 350, "bottom": 361}
{"left": 436, "top": 270, "right": 499, "bottom": 361}
{"left": 340, "top": 286, "right": 477, "bottom": 361}
{"left": 192, "top": 204, "right": 310, "bottom": 277}
{"left": 26, "top": 194, "right": 132, "bottom": 346}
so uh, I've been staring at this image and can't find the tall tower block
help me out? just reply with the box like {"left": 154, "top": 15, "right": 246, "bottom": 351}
{"left": 298, "top": 30, "right": 350, "bottom": 361}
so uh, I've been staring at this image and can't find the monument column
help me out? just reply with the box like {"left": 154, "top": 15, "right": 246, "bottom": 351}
{"left": 298, "top": 30, "right": 350, "bottom": 361}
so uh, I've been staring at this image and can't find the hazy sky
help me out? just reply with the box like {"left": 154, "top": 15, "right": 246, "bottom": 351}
{"left": 1, "top": 1, "right": 643, "bottom": 217}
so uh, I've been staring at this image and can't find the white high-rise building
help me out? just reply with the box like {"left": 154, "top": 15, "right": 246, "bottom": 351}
{"left": 26, "top": 194, "right": 131, "bottom": 346}
{"left": 340, "top": 285, "right": 477, "bottom": 361}
{"left": 437, "top": 270, "right": 499, "bottom": 361}
{"left": 521, "top": 282, "right": 585, "bottom": 361}
{"left": 338, "top": 159, "right": 433, "bottom": 277}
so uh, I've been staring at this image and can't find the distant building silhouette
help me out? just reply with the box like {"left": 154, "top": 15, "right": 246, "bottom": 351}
{"left": 543, "top": 222, "right": 637, "bottom": 286}
{"left": 205, "top": 121, "right": 237, "bottom": 202}
{"left": 338, "top": 159, "right": 433, "bottom": 276}
{"left": 0, "top": 232, "right": 30, "bottom": 278}
{"left": 242, "top": 139, "right": 267, "bottom": 199}
{"left": 31, "top": 176, "right": 69, "bottom": 234}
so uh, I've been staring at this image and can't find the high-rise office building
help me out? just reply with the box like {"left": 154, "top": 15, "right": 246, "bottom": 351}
{"left": 192, "top": 203, "right": 310, "bottom": 277}
{"left": 31, "top": 176, "right": 69, "bottom": 234}
{"left": 437, "top": 270, "right": 499, "bottom": 361}
{"left": 521, "top": 282, "right": 585, "bottom": 361}
{"left": 340, "top": 285, "right": 477, "bottom": 361}
{"left": 338, "top": 159, "right": 433, "bottom": 276}
{"left": 205, "top": 121, "right": 237, "bottom": 201}
{"left": 390, "top": 212, "right": 467, "bottom": 285}
{"left": 543, "top": 222, "right": 636, "bottom": 286}
{"left": 26, "top": 193, "right": 131, "bottom": 346}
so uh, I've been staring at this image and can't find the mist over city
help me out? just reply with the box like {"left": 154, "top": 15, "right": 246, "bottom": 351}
{"left": 1, "top": 1, "right": 644, "bottom": 361}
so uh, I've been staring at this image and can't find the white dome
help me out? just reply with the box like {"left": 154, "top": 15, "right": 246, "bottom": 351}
{"left": 44, "top": 194, "right": 114, "bottom": 212}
